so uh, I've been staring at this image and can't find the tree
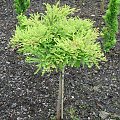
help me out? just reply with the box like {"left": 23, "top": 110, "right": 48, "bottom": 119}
{"left": 102, "top": 0, "right": 120, "bottom": 52}
{"left": 14, "top": 0, "right": 30, "bottom": 15}
{"left": 10, "top": 2, "right": 106, "bottom": 120}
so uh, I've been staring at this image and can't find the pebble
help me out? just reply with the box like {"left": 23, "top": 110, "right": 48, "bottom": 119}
{"left": 91, "top": 14, "right": 95, "bottom": 17}
{"left": 11, "top": 103, "right": 17, "bottom": 108}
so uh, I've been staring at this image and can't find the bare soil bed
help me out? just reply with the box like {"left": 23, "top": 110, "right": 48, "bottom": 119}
{"left": 0, "top": 0, "right": 120, "bottom": 119}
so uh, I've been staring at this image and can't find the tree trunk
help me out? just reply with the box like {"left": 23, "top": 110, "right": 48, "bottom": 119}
{"left": 56, "top": 68, "right": 65, "bottom": 120}
{"left": 101, "top": 0, "right": 105, "bottom": 13}
{"left": 61, "top": 68, "right": 64, "bottom": 120}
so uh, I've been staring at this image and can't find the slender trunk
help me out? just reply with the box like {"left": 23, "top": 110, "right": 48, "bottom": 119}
{"left": 56, "top": 73, "right": 62, "bottom": 120}
{"left": 56, "top": 68, "right": 65, "bottom": 120}
{"left": 101, "top": 0, "right": 105, "bottom": 13}
{"left": 61, "top": 68, "right": 64, "bottom": 120}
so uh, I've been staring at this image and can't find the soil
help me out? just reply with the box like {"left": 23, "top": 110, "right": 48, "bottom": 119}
{"left": 0, "top": 0, "right": 120, "bottom": 120}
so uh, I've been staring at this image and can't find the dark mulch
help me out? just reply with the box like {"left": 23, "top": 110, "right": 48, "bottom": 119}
{"left": 0, "top": 0, "right": 120, "bottom": 120}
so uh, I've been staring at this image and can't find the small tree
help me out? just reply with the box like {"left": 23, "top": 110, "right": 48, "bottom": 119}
{"left": 10, "top": 2, "right": 106, "bottom": 120}
{"left": 14, "top": 0, "right": 30, "bottom": 15}
{"left": 102, "top": 0, "right": 120, "bottom": 52}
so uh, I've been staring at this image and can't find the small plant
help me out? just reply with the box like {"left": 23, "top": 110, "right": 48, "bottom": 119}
{"left": 14, "top": 0, "right": 30, "bottom": 15}
{"left": 67, "top": 108, "right": 79, "bottom": 120}
{"left": 50, "top": 115, "right": 56, "bottom": 120}
{"left": 10, "top": 2, "right": 106, "bottom": 120}
{"left": 102, "top": 0, "right": 120, "bottom": 52}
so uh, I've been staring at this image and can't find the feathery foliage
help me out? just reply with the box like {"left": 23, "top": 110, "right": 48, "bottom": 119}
{"left": 10, "top": 2, "right": 106, "bottom": 75}
{"left": 102, "top": 0, "right": 120, "bottom": 52}
{"left": 14, "top": 0, "right": 30, "bottom": 15}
